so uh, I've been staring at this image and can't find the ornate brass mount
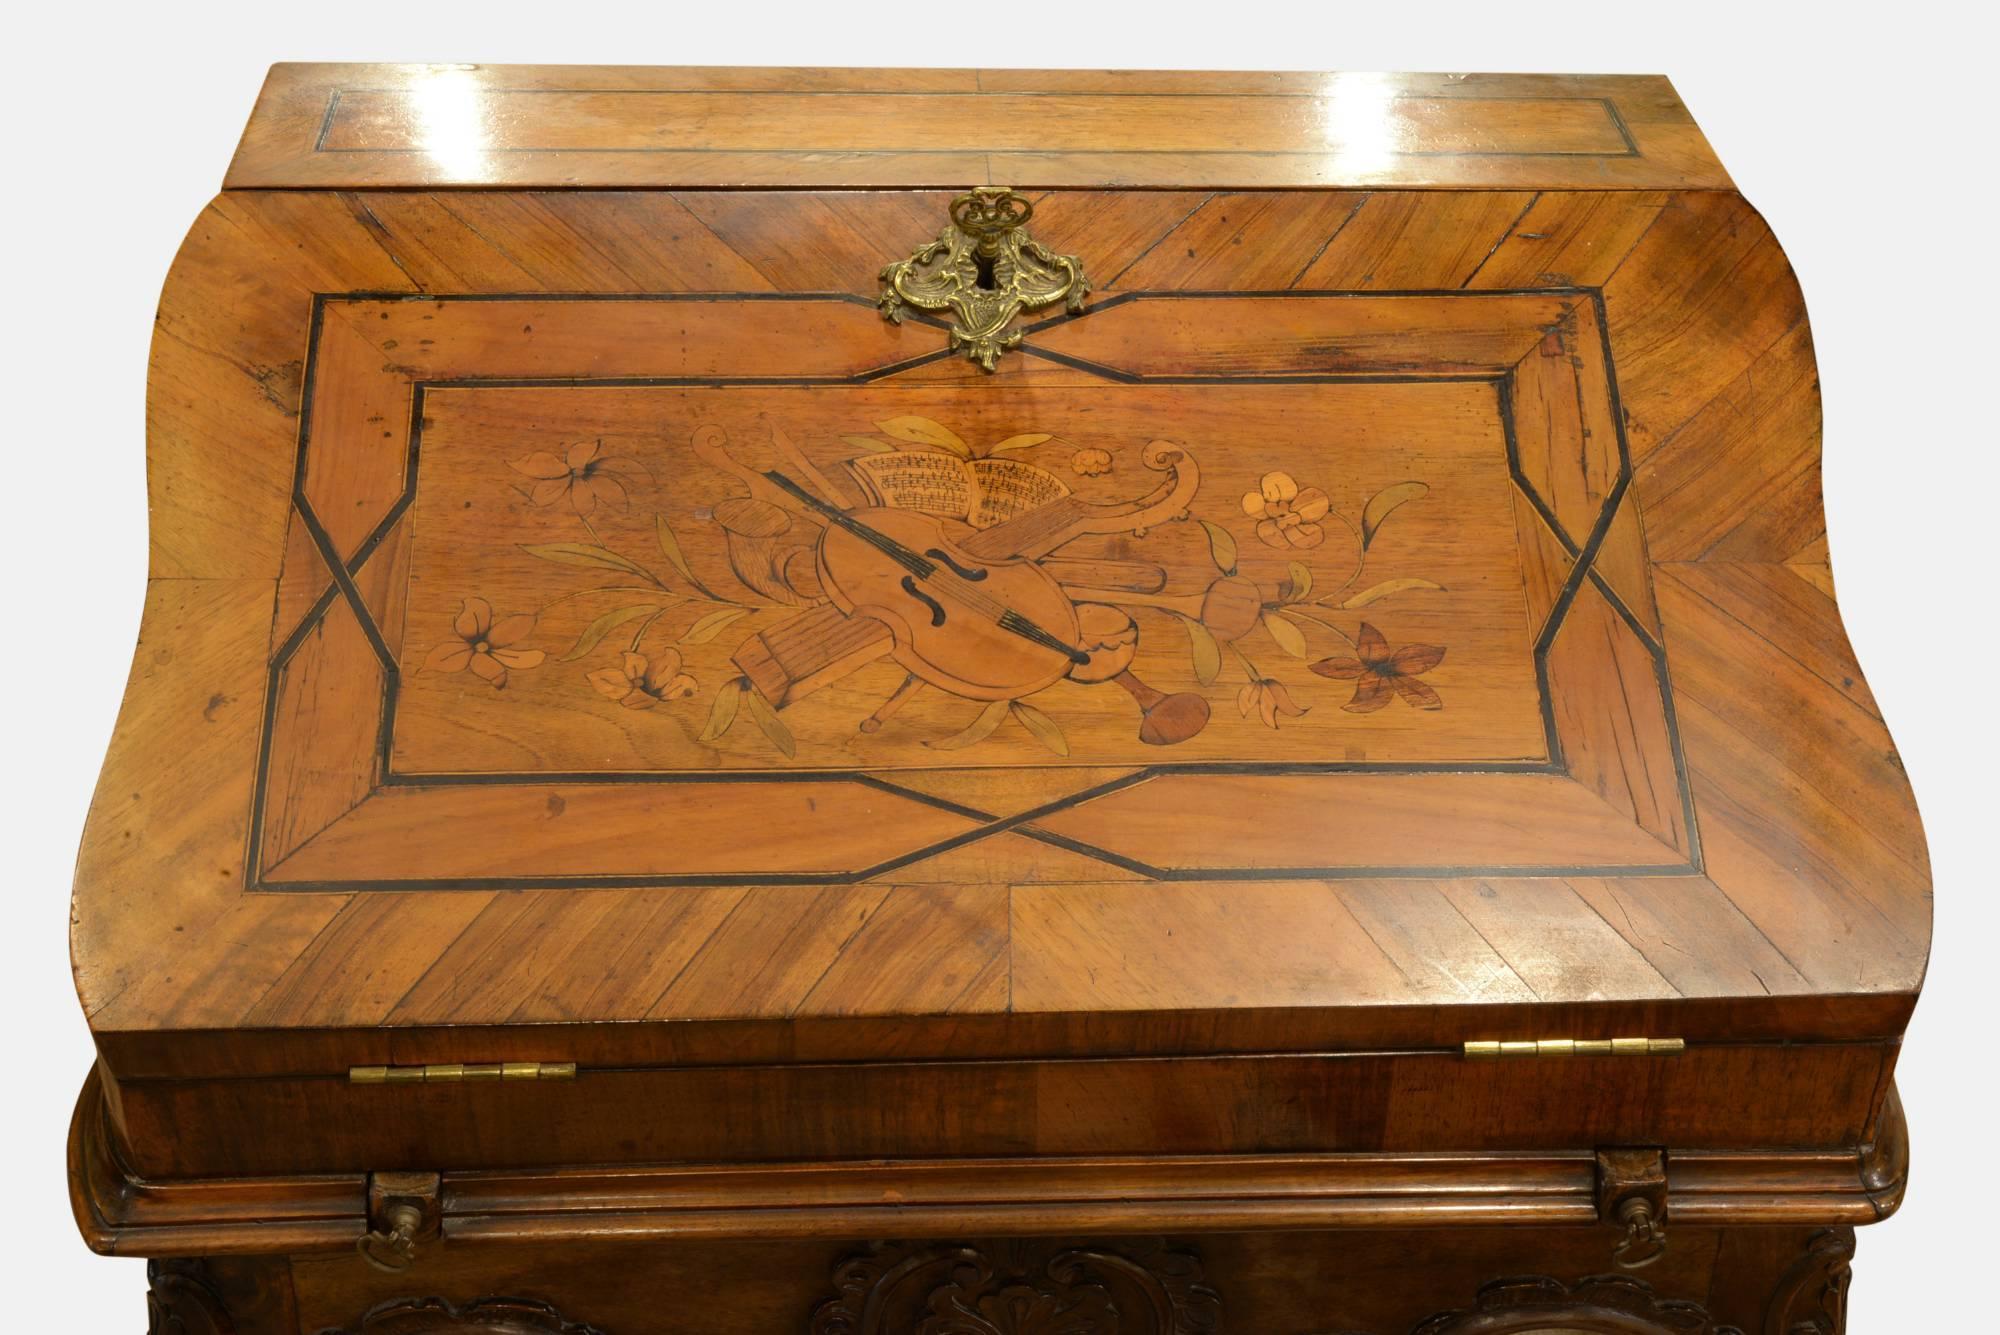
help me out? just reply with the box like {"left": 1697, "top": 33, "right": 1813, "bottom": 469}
{"left": 878, "top": 187, "right": 1090, "bottom": 372}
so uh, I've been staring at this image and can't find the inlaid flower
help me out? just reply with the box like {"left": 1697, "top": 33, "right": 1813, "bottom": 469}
{"left": 1309, "top": 622, "right": 1446, "bottom": 712}
{"left": 1069, "top": 447, "right": 1112, "bottom": 477}
{"left": 422, "top": 598, "right": 544, "bottom": 688}
{"left": 588, "top": 650, "right": 697, "bottom": 709}
{"left": 1237, "top": 676, "right": 1309, "bottom": 730}
{"left": 510, "top": 440, "right": 646, "bottom": 513}
{"left": 1241, "top": 471, "right": 1332, "bottom": 550}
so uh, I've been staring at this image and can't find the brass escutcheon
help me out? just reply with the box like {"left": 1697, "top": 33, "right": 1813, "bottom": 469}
{"left": 878, "top": 187, "right": 1089, "bottom": 372}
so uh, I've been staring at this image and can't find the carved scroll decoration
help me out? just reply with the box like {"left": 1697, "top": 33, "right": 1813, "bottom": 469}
{"left": 1763, "top": 1229, "right": 1855, "bottom": 1335}
{"left": 1411, "top": 1274, "right": 1743, "bottom": 1335}
{"left": 147, "top": 1260, "right": 236, "bottom": 1335}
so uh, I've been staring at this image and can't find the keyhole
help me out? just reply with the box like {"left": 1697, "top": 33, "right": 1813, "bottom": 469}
{"left": 974, "top": 252, "right": 998, "bottom": 290}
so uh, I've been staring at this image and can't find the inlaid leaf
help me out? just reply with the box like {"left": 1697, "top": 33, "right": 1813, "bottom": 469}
{"left": 987, "top": 432, "right": 1053, "bottom": 454}
{"left": 654, "top": 514, "right": 699, "bottom": 584}
{"left": 926, "top": 699, "right": 1010, "bottom": 750}
{"left": 1198, "top": 519, "right": 1239, "bottom": 576}
{"left": 679, "top": 607, "right": 752, "bottom": 645}
{"left": 698, "top": 677, "right": 743, "bottom": 743}
{"left": 1010, "top": 700, "right": 1070, "bottom": 756}
{"left": 741, "top": 684, "right": 796, "bottom": 757}
{"left": 1286, "top": 561, "right": 1314, "bottom": 602}
{"left": 1263, "top": 610, "right": 1309, "bottom": 659}
{"left": 1361, "top": 481, "right": 1429, "bottom": 549}
{"left": 1177, "top": 613, "right": 1223, "bottom": 686}
{"left": 876, "top": 416, "right": 971, "bottom": 457}
{"left": 519, "top": 543, "right": 650, "bottom": 576}
{"left": 559, "top": 604, "right": 660, "bottom": 661}
{"left": 1337, "top": 577, "right": 1446, "bottom": 608}
{"left": 841, "top": 434, "right": 896, "bottom": 453}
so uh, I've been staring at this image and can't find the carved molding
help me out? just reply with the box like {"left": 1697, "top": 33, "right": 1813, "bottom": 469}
{"left": 1411, "top": 1274, "right": 1742, "bottom": 1335}
{"left": 1763, "top": 1229, "right": 1855, "bottom": 1335}
{"left": 811, "top": 1238, "right": 1220, "bottom": 1335}
{"left": 1857, "top": 1089, "right": 1909, "bottom": 1219}
{"left": 320, "top": 1297, "right": 606, "bottom": 1334}
{"left": 147, "top": 1260, "right": 236, "bottom": 1335}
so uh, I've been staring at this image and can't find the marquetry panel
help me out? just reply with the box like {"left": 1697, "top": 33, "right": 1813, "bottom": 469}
{"left": 245, "top": 287, "right": 1694, "bottom": 892}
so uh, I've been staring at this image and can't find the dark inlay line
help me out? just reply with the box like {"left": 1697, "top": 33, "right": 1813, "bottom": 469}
{"left": 290, "top": 498, "right": 396, "bottom": 674}
{"left": 1598, "top": 96, "right": 1643, "bottom": 156}
{"left": 380, "top": 758, "right": 1563, "bottom": 787}
{"left": 317, "top": 146, "right": 1643, "bottom": 161}
{"left": 1018, "top": 291, "right": 1139, "bottom": 335}
{"left": 1497, "top": 375, "right": 1568, "bottom": 770}
{"left": 1588, "top": 288, "right": 1702, "bottom": 872}
{"left": 1458, "top": 191, "right": 1544, "bottom": 290}
{"left": 849, "top": 774, "right": 1001, "bottom": 823}
{"left": 321, "top": 85, "right": 1657, "bottom": 106}
{"left": 1098, "top": 192, "right": 1216, "bottom": 291}
{"left": 1014, "top": 343, "right": 1505, "bottom": 387}
{"left": 1286, "top": 191, "right": 1373, "bottom": 290}
{"left": 323, "top": 286, "right": 1592, "bottom": 305}
{"left": 246, "top": 296, "right": 332, "bottom": 889}
{"left": 311, "top": 87, "right": 344, "bottom": 154}
{"left": 1051, "top": 286, "right": 1592, "bottom": 300}
{"left": 258, "top": 860, "right": 1705, "bottom": 895}
{"left": 1108, "top": 860, "right": 1701, "bottom": 884}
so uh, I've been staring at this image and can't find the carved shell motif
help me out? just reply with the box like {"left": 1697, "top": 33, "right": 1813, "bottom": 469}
{"left": 920, "top": 1277, "right": 1117, "bottom": 1335}
{"left": 812, "top": 1239, "right": 1219, "bottom": 1335}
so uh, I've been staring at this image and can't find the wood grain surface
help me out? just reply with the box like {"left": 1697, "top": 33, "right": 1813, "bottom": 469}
{"left": 75, "top": 183, "right": 1926, "bottom": 1069}
{"left": 226, "top": 66, "right": 1731, "bottom": 190}
{"left": 71, "top": 1067, "right": 1905, "bottom": 1253}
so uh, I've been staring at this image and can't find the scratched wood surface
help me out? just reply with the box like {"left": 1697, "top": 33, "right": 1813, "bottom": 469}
{"left": 73, "top": 76, "right": 1925, "bottom": 1176}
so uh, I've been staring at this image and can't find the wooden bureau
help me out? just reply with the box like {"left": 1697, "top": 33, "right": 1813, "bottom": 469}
{"left": 68, "top": 65, "right": 1927, "bottom": 1333}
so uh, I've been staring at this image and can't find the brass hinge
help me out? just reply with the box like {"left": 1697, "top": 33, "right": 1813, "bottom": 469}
{"left": 348, "top": 1061, "right": 577, "bottom": 1085}
{"left": 1463, "top": 1037, "right": 1685, "bottom": 1058}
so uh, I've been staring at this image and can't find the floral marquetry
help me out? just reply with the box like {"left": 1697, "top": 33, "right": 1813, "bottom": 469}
{"left": 1311, "top": 623, "right": 1448, "bottom": 713}
{"left": 421, "top": 599, "right": 545, "bottom": 689}
{"left": 1242, "top": 470, "right": 1337, "bottom": 550}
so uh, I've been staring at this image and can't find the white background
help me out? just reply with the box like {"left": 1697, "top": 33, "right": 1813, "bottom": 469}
{"left": 2, "top": 1, "right": 1990, "bottom": 1327}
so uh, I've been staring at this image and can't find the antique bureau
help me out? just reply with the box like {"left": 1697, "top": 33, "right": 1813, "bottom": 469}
{"left": 68, "top": 66, "right": 1929, "bottom": 1334}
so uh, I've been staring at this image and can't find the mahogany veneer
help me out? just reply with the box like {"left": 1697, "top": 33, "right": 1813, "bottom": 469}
{"left": 69, "top": 65, "right": 1926, "bottom": 1333}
